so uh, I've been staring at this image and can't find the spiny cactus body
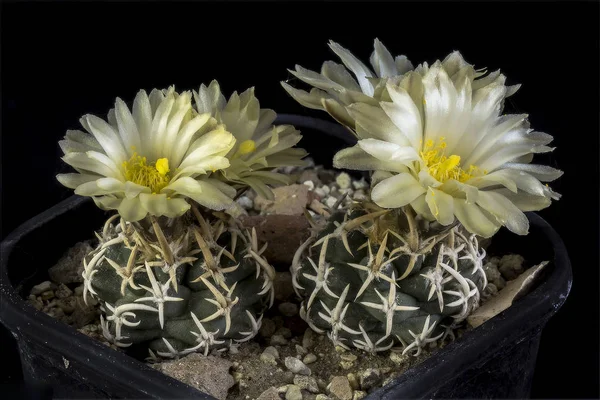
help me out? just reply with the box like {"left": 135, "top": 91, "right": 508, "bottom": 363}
{"left": 292, "top": 204, "right": 487, "bottom": 355}
{"left": 84, "top": 206, "right": 274, "bottom": 358}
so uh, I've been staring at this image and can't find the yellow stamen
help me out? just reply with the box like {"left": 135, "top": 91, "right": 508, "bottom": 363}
{"left": 155, "top": 158, "right": 170, "bottom": 176}
{"left": 237, "top": 140, "right": 256, "bottom": 156}
{"left": 419, "top": 137, "right": 485, "bottom": 183}
{"left": 122, "top": 153, "right": 171, "bottom": 193}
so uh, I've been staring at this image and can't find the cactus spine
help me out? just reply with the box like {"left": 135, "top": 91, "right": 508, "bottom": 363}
{"left": 84, "top": 204, "right": 274, "bottom": 358}
{"left": 292, "top": 202, "right": 487, "bottom": 355}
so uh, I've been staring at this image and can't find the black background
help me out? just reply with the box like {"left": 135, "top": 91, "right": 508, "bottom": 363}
{"left": 1, "top": 1, "right": 598, "bottom": 399}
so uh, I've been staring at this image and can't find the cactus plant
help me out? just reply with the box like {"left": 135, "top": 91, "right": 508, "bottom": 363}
{"left": 57, "top": 83, "right": 305, "bottom": 357}
{"left": 88, "top": 205, "right": 274, "bottom": 355}
{"left": 292, "top": 203, "right": 487, "bottom": 355}
{"left": 285, "top": 41, "right": 562, "bottom": 354}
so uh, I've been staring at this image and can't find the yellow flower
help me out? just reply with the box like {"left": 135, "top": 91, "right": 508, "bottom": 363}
{"left": 195, "top": 80, "right": 308, "bottom": 200}
{"left": 331, "top": 59, "right": 562, "bottom": 237}
{"left": 57, "top": 86, "right": 238, "bottom": 221}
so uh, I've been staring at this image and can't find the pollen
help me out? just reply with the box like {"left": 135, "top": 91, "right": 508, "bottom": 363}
{"left": 237, "top": 139, "right": 257, "bottom": 156}
{"left": 420, "top": 138, "right": 483, "bottom": 183}
{"left": 122, "top": 153, "right": 171, "bottom": 193}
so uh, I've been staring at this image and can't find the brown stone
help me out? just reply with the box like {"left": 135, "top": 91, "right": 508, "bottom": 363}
{"left": 240, "top": 215, "right": 310, "bottom": 265}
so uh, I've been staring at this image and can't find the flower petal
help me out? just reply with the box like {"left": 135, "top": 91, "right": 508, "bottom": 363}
{"left": 358, "top": 138, "right": 419, "bottom": 166}
{"left": 179, "top": 127, "right": 236, "bottom": 170}
{"left": 371, "top": 173, "right": 426, "bottom": 208}
{"left": 333, "top": 145, "right": 409, "bottom": 173}
{"left": 162, "top": 177, "right": 234, "bottom": 211}
{"left": 328, "top": 40, "right": 375, "bottom": 96}
{"left": 56, "top": 173, "right": 99, "bottom": 189}
{"left": 118, "top": 197, "right": 148, "bottom": 221}
{"left": 410, "top": 194, "right": 436, "bottom": 221}
{"left": 381, "top": 83, "right": 422, "bottom": 150}
{"left": 369, "top": 38, "right": 397, "bottom": 78}
{"left": 395, "top": 55, "right": 414, "bottom": 75}
{"left": 453, "top": 199, "right": 500, "bottom": 238}
{"left": 62, "top": 152, "right": 119, "bottom": 179}
{"left": 346, "top": 103, "right": 410, "bottom": 146}
{"left": 321, "top": 61, "right": 361, "bottom": 91}
{"left": 83, "top": 114, "right": 128, "bottom": 164}
{"left": 476, "top": 191, "right": 529, "bottom": 235}
{"left": 491, "top": 189, "right": 552, "bottom": 212}
{"left": 132, "top": 90, "right": 153, "bottom": 155}
{"left": 280, "top": 82, "right": 327, "bottom": 110}
{"left": 425, "top": 188, "right": 455, "bottom": 226}
{"left": 221, "top": 87, "right": 260, "bottom": 143}
{"left": 114, "top": 97, "right": 141, "bottom": 155}
{"left": 502, "top": 163, "right": 564, "bottom": 182}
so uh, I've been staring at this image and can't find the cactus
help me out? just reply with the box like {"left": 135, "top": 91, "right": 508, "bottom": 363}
{"left": 85, "top": 204, "right": 274, "bottom": 357}
{"left": 292, "top": 202, "right": 487, "bottom": 355}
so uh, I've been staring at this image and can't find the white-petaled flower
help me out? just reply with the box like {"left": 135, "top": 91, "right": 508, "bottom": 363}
{"left": 57, "top": 86, "right": 238, "bottom": 221}
{"left": 194, "top": 80, "right": 308, "bottom": 199}
{"left": 282, "top": 38, "right": 520, "bottom": 130}
{"left": 333, "top": 60, "right": 562, "bottom": 238}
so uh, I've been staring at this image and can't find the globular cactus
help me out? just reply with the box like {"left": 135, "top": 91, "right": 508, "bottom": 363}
{"left": 292, "top": 203, "right": 487, "bottom": 355}
{"left": 84, "top": 205, "right": 275, "bottom": 358}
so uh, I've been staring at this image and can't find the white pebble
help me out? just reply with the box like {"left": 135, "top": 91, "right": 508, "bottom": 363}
{"left": 303, "top": 180, "right": 315, "bottom": 190}
{"left": 352, "top": 178, "right": 368, "bottom": 190}
{"left": 325, "top": 197, "right": 338, "bottom": 208}
{"left": 336, "top": 172, "right": 352, "bottom": 189}
{"left": 236, "top": 196, "right": 253, "bottom": 210}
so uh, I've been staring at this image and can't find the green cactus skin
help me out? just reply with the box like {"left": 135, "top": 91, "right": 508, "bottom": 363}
{"left": 291, "top": 204, "right": 487, "bottom": 355}
{"left": 83, "top": 207, "right": 274, "bottom": 359}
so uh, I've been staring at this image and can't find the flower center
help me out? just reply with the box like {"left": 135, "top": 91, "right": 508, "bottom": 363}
{"left": 122, "top": 152, "right": 171, "bottom": 193}
{"left": 420, "top": 138, "right": 484, "bottom": 183}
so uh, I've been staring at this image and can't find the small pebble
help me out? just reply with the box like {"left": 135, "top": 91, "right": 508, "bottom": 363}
{"left": 303, "top": 353, "right": 317, "bottom": 364}
{"left": 325, "top": 197, "right": 338, "bottom": 208}
{"left": 56, "top": 297, "right": 77, "bottom": 314}
{"left": 499, "top": 254, "right": 525, "bottom": 280}
{"left": 340, "top": 354, "right": 357, "bottom": 362}
{"left": 327, "top": 376, "right": 353, "bottom": 400}
{"left": 347, "top": 373, "right": 359, "bottom": 390}
{"left": 336, "top": 172, "right": 351, "bottom": 189}
{"left": 334, "top": 346, "right": 347, "bottom": 354}
{"left": 294, "top": 375, "right": 319, "bottom": 393}
{"left": 278, "top": 385, "right": 291, "bottom": 394}
{"left": 31, "top": 281, "right": 55, "bottom": 295}
{"left": 41, "top": 291, "right": 55, "bottom": 301}
{"left": 353, "top": 391, "right": 367, "bottom": 400}
{"left": 359, "top": 368, "right": 381, "bottom": 390}
{"left": 340, "top": 361, "right": 354, "bottom": 370}
{"left": 389, "top": 351, "right": 407, "bottom": 365}
{"left": 285, "top": 357, "right": 311, "bottom": 376}
{"left": 55, "top": 284, "right": 73, "bottom": 299}
{"left": 295, "top": 345, "right": 307, "bottom": 356}
{"left": 303, "top": 180, "right": 315, "bottom": 190}
{"left": 314, "top": 187, "right": 327, "bottom": 198}
{"left": 257, "top": 387, "right": 280, "bottom": 400}
{"left": 352, "top": 179, "right": 368, "bottom": 190}
{"left": 275, "top": 327, "right": 293, "bottom": 339}
{"left": 316, "top": 395, "right": 331, "bottom": 400}
{"left": 236, "top": 196, "right": 254, "bottom": 210}
{"left": 302, "top": 329, "right": 314, "bottom": 349}
{"left": 286, "top": 384, "right": 303, "bottom": 400}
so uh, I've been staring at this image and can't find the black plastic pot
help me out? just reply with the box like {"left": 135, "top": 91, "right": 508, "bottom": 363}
{"left": 0, "top": 115, "right": 572, "bottom": 399}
